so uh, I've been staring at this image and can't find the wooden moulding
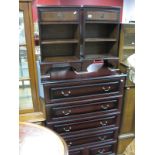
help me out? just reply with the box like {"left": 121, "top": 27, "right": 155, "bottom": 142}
{"left": 117, "top": 133, "right": 135, "bottom": 154}
{"left": 19, "top": 112, "right": 45, "bottom": 123}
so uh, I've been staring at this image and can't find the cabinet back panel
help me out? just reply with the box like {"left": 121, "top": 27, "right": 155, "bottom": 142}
{"left": 41, "top": 24, "right": 79, "bottom": 40}
{"left": 42, "top": 44, "right": 79, "bottom": 58}
{"left": 84, "top": 42, "right": 117, "bottom": 56}
{"left": 124, "top": 33, "right": 135, "bottom": 46}
{"left": 85, "top": 24, "right": 118, "bottom": 39}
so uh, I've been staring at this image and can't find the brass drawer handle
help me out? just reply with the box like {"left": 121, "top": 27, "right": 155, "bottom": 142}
{"left": 101, "top": 104, "right": 110, "bottom": 110}
{"left": 73, "top": 11, "right": 77, "bottom": 15}
{"left": 67, "top": 142, "right": 73, "bottom": 147}
{"left": 63, "top": 126, "right": 72, "bottom": 132}
{"left": 98, "top": 148, "right": 105, "bottom": 154}
{"left": 62, "top": 110, "right": 71, "bottom": 116}
{"left": 100, "top": 121, "right": 108, "bottom": 126}
{"left": 88, "top": 14, "right": 92, "bottom": 18}
{"left": 61, "top": 90, "right": 71, "bottom": 97}
{"left": 98, "top": 136, "right": 106, "bottom": 141}
{"left": 102, "top": 86, "right": 111, "bottom": 92}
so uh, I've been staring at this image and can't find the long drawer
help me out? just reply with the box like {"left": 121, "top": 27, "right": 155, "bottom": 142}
{"left": 64, "top": 129, "right": 117, "bottom": 147}
{"left": 46, "top": 97, "right": 121, "bottom": 121}
{"left": 69, "top": 140, "right": 117, "bottom": 155}
{"left": 50, "top": 81, "right": 119, "bottom": 99}
{"left": 43, "top": 77, "right": 125, "bottom": 103}
{"left": 86, "top": 10, "right": 119, "bottom": 21}
{"left": 90, "top": 143, "right": 114, "bottom": 155}
{"left": 46, "top": 115, "right": 118, "bottom": 134}
{"left": 40, "top": 10, "right": 79, "bottom": 22}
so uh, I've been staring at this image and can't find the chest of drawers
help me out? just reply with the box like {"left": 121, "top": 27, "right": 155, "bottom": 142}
{"left": 40, "top": 65, "right": 125, "bottom": 155}
{"left": 37, "top": 6, "right": 126, "bottom": 155}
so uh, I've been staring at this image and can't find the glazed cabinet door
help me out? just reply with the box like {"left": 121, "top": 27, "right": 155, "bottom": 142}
{"left": 19, "top": 1, "right": 39, "bottom": 113}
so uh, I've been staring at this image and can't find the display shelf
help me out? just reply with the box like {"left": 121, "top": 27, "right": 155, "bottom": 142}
{"left": 85, "top": 54, "right": 119, "bottom": 60}
{"left": 43, "top": 56, "right": 79, "bottom": 62}
{"left": 41, "top": 39, "right": 79, "bottom": 45}
{"left": 40, "top": 21, "right": 79, "bottom": 25}
{"left": 84, "top": 38, "right": 117, "bottom": 42}
{"left": 123, "top": 46, "right": 135, "bottom": 50}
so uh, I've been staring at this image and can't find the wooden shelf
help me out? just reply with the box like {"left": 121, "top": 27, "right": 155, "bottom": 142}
{"left": 43, "top": 56, "right": 79, "bottom": 62}
{"left": 123, "top": 46, "right": 135, "bottom": 50}
{"left": 19, "top": 77, "right": 31, "bottom": 81}
{"left": 85, "top": 54, "right": 119, "bottom": 60}
{"left": 19, "top": 112, "right": 45, "bottom": 122}
{"left": 41, "top": 39, "right": 79, "bottom": 45}
{"left": 84, "top": 38, "right": 117, "bottom": 42}
{"left": 85, "top": 21, "right": 119, "bottom": 24}
{"left": 19, "top": 44, "right": 27, "bottom": 47}
{"left": 40, "top": 21, "right": 79, "bottom": 25}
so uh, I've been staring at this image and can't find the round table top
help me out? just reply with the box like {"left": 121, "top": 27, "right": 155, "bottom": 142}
{"left": 19, "top": 122, "right": 68, "bottom": 155}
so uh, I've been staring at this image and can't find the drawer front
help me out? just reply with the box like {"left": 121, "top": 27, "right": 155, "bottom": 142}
{"left": 46, "top": 99, "right": 118, "bottom": 119}
{"left": 65, "top": 130, "right": 115, "bottom": 147}
{"left": 69, "top": 150, "right": 81, "bottom": 155}
{"left": 40, "top": 11, "right": 79, "bottom": 22}
{"left": 90, "top": 144, "right": 114, "bottom": 155}
{"left": 48, "top": 116, "right": 117, "bottom": 133}
{"left": 86, "top": 11, "right": 119, "bottom": 21}
{"left": 50, "top": 81, "right": 119, "bottom": 99}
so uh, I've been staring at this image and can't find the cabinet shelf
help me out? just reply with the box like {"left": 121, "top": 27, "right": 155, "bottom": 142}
{"left": 84, "top": 38, "right": 117, "bottom": 42}
{"left": 40, "top": 21, "right": 79, "bottom": 25}
{"left": 85, "top": 54, "right": 119, "bottom": 60}
{"left": 43, "top": 56, "right": 79, "bottom": 62}
{"left": 85, "top": 21, "right": 120, "bottom": 24}
{"left": 19, "top": 44, "right": 27, "bottom": 47}
{"left": 41, "top": 39, "right": 79, "bottom": 45}
{"left": 123, "top": 46, "right": 135, "bottom": 50}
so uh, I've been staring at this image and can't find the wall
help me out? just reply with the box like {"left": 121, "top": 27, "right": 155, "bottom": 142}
{"left": 122, "top": 0, "right": 135, "bottom": 23}
{"left": 32, "top": 0, "right": 60, "bottom": 22}
{"left": 32, "top": 0, "right": 123, "bottom": 22}
{"left": 60, "top": 0, "right": 122, "bottom": 5}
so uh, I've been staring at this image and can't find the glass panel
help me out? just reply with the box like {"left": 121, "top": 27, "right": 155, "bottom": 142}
{"left": 19, "top": 80, "right": 33, "bottom": 110}
{"left": 19, "top": 46, "right": 30, "bottom": 78}
{"left": 19, "top": 11, "right": 33, "bottom": 111}
{"left": 122, "top": 49, "right": 134, "bottom": 64}
{"left": 19, "top": 11, "right": 26, "bottom": 45}
{"left": 121, "top": 24, "right": 135, "bottom": 64}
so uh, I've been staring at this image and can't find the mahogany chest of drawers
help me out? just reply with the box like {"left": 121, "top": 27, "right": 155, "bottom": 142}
{"left": 37, "top": 6, "right": 126, "bottom": 155}
{"left": 39, "top": 65, "right": 126, "bottom": 155}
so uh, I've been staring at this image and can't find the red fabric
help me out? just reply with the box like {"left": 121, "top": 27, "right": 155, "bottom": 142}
{"left": 32, "top": 0, "right": 60, "bottom": 22}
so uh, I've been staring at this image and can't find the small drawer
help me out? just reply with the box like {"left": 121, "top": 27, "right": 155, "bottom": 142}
{"left": 47, "top": 115, "right": 117, "bottom": 133}
{"left": 86, "top": 11, "right": 119, "bottom": 21}
{"left": 90, "top": 144, "right": 114, "bottom": 155}
{"left": 46, "top": 99, "right": 118, "bottom": 119}
{"left": 69, "top": 150, "right": 81, "bottom": 155}
{"left": 50, "top": 81, "right": 119, "bottom": 99}
{"left": 40, "top": 11, "right": 79, "bottom": 22}
{"left": 65, "top": 130, "right": 115, "bottom": 147}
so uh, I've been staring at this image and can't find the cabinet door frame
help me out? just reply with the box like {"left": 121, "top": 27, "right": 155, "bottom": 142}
{"left": 19, "top": 1, "right": 42, "bottom": 117}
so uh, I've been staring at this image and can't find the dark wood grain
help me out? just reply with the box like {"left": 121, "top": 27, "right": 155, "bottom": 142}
{"left": 37, "top": 6, "right": 126, "bottom": 155}
{"left": 41, "top": 39, "right": 79, "bottom": 45}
